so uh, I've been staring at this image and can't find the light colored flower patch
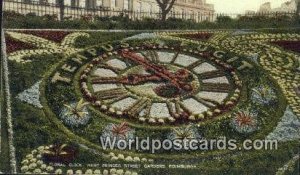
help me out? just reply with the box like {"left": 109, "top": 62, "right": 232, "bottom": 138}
{"left": 266, "top": 107, "right": 300, "bottom": 142}
{"left": 232, "top": 30, "right": 256, "bottom": 36}
{"left": 6, "top": 31, "right": 89, "bottom": 63}
{"left": 16, "top": 80, "right": 43, "bottom": 108}
{"left": 196, "top": 91, "right": 228, "bottom": 103}
{"left": 93, "top": 68, "right": 118, "bottom": 77}
{"left": 21, "top": 145, "right": 55, "bottom": 174}
{"left": 156, "top": 51, "right": 175, "bottom": 63}
{"left": 106, "top": 59, "right": 128, "bottom": 70}
{"left": 150, "top": 103, "right": 171, "bottom": 118}
{"left": 124, "top": 33, "right": 158, "bottom": 40}
{"left": 182, "top": 98, "right": 208, "bottom": 114}
{"left": 21, "top": 144, "right": 138, "bottom": 174}
{"left": 111, "top": 97, "right": 137, "bottom": 111}
{"left": 202, "top": 76, "right": 229, "bottom": 84}
{"left": 193, "top": 62, "right": 217, "bottom": 74}
{"left": 59, "top": 99, "right": 91, "bottom": 127}
{"left": 92, "top": 83, "right": 119, "bottom": 92}
{"left": 174, "top": 54, "right": 199, "bottom": 67}
{"left": 275, "top": 155, "right": 299, "bottom": 175}
{"left": 106, "top": 152, "right": 153, "bottom": 163}
{"left": 251, "top": 85, "right": 276, "bottom": 105}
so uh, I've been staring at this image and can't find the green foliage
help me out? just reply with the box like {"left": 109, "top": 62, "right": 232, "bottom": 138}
{"left": 3, "top": 10, "right": 299, "bottom": 29}
{"left": 73, "top": 32, "right": 138, "bottom": 48}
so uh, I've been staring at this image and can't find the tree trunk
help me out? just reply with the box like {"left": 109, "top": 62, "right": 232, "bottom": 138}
{"left": 161, "top": 10, "right": 167, "bottom": 21}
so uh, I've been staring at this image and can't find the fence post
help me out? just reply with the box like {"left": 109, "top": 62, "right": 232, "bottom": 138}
{"left": 57, "top": 0, "right": 64, "bottom": 21}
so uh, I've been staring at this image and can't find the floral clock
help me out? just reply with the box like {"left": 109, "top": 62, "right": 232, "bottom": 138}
{"left": 4, "top": 30, "right": 298, "bottom": 175}
{"left": 79, "top": 44, "right": 242, "bottom": 125}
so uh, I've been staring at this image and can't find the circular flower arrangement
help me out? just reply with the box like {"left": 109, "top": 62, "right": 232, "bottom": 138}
{"left": 59, "top": 99, "right": 91, "bottom": 127}
{"left": 79, "top": 44, "right": 242, "bottom": 125}
{"left": 231, "top": 109, "right": 258, "bottom": 134}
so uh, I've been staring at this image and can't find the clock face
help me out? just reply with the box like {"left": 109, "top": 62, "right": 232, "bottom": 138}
{"left": 80, "top": 45, "right": 241, "bottom": 125}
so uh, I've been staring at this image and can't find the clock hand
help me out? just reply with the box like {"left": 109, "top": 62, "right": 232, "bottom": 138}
{"left": 92, "top": 74, "right": 163, "bottom": 85}
{"left": 120, "top": 50, "right": 193, "bottom": 92}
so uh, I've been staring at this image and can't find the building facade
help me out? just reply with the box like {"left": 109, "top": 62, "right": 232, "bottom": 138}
{"left": 6, "top": 0, "right": 214, "bottom": 21}
{"left": 258, "top": 0, "right": 297, "bottom": 13}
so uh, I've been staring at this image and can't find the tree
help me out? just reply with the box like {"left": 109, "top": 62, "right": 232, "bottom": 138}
{"left": 155, "top": 0, "right": 176, "bottom": 21}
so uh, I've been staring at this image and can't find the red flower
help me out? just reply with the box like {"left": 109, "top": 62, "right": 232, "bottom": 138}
{"left": 235, "top": 111, "right": 255, "bottom": 127}
{"left": 20, "top": 30, "right": 70, "bottom": 43}
{"left": 111, "top": 122, "right": 131, "bottom": 139}
{"left": 5, "top": 34, "right": 35, "bottom": 54}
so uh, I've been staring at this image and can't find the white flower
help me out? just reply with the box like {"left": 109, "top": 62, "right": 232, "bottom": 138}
{"left": 46, "top": 166, "right": 54, "bottom": 172}
{"left": 85, "top": 169, "right": 93, "bottom": 174}
{"left": 110, "top": 168, "right": 117, "bottom": 174}
{"left": 125, "top": 156, "right": 133, "bottom": 161}
{"left": 36, "top": 154, "right": 42, "bottom": 159}
{"left": 31, "top": 149, "right": 37, "bottom": 154}
{"left": 33, "top": 168, "right": 42, "bottom": 174}
{"left": 55, "top": 169, "right": 63, "bottom": 175}
{"left": 36, "top": 160, "right": 43, "bottom": 165}
{"left": 116, "top": 169, "right": 124, "bottom": 175}
{"left": 124, "top": 171, "right": 132, "bottom": 175}
{"left": 26, "top": 154, "right": 34, "bottom": 159}
{"left": 37, "top": 146, "right": 45, "bottom": 152}
{"left": 117, "top": 154, "right": 125, "bottom": 160}
{"left": 21, "top": 165, "right": 29, "bottom": 172}
{"left": 66, "top": 169, "right": 74, "bottom": 175}
{"left": 75, "top": 170, "right": 82, "bottom": 175}
{"left": 94, "top": 169, "right": 101, "bottom": 174}
{"left": 133, "top": 157, "right": 140, "bottom": 162}
{"left": 21, "top": 159, "right": 29, "bottom": 165}
{"left": 28, "top": 163, "right": 37, "bottom": 169}
{"left": 103, "top": 169, "right": 109, "bottom": 175}
{"left": 40, "top": 164, "right": 47, "bottom": 170}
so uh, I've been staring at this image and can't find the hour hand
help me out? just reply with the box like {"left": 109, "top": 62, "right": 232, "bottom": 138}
{"left": 92, "top": 74, "right": 163, "bottom": 85}
{"left": 120, "top": 50, "right": 193, "bottom": 92}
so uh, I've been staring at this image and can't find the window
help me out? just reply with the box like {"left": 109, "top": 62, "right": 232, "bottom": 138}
{"left": 124, "top": 0, "right": 129, "bottom": 10}
{"left": 111, "top": 0, "right": 116, "bottom": 8}
{"left": 137, "top": 2, "right": 141, "bottom": 12}
{"left": 71, "top": 0, "right": 76, "bottom": 7}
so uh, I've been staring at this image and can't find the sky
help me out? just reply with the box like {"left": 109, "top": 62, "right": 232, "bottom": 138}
{"left": 206, "top": 0, "right": 289, "bottom": 14}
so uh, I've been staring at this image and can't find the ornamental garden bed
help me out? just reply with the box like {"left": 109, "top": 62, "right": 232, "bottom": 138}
{"left": 1, "top": 29, "right": 299, "bottom": 175}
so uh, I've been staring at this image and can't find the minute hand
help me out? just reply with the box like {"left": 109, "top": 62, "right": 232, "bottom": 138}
{"left": 120, "top": 50, "right": 191, "bottom": 91}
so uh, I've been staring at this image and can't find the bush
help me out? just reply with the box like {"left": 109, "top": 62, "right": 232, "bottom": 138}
{"left": 3, "top": 11, "right": 300, "bottom": 30}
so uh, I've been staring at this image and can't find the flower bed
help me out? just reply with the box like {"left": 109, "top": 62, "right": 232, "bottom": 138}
{"left": 20, "top": 30, "right": 71, "bottom": 43}
{"left": 2, "top": 29, "right": 299, "bottom": 175}
{"left": 5, "top": 34, "right": 35, "bottom": 54}
{"left": 271, "top": 40, "right": 300, "bottom": 54}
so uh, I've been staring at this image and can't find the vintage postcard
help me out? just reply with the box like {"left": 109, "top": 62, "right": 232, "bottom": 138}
{"left": 1, "top": 0, "right": 300, "bottom": 174}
